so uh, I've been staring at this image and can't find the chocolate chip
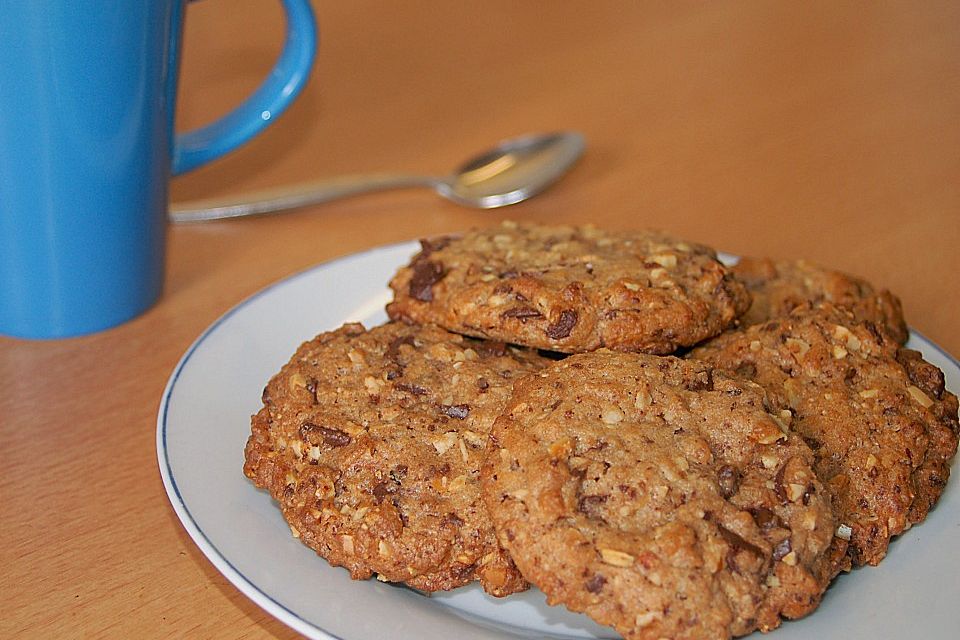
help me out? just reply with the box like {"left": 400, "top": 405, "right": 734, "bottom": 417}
{"left": 749, "top": 507, "right": 786, "bottom": 531}
{"left": 585, "top": 573, "right": 607, "bottom": 594}
{"left": 477, "top": 377, "right": 490, "bottom": 391}
{"left": 372, "top": 481, "right": 396, "bottom": 502}
{"left": 408, "top": 259, "right": 445, "bottom": 302}
{"left": 440, "top": 404, "right": 470, "bottom": 419}
{"left": 300, "top": 423, "right": 352, "bottom": 448}
{"left": 501, "top": 306, "right": 543, "bottom": 321}
{"left": 717, "top": 465, "right": 742, "bottom": 498}
{"left": 577, "top": 494, "right": 608, "bottom": 519}
{"left": 476, "top": 340, "right": 508, "bottom": 357}
{"left": 386, "top": 335, "right": 416, "bottom": 360}
{"left": 774, "top": 464, "right": 788, "bottom": 503}
{"left": 385, "top": 368, "right": 403, "bottom": 380}
{"left": 395, "top": 382, "right": 428, "bottom": 396}
{"left": 390, "top": 465, "right": 408, "bottom": 483}
{"left": 418, "top": 235, "right": 454, "bottom": 256}
{"left": 772, "top": 537, "right": 792, "bottom": 561}
{"left": 686, "top": 369, "right": 714, "bottom": 391}
{"left": 546, "top": 309, "right": 578, "bottom": 339}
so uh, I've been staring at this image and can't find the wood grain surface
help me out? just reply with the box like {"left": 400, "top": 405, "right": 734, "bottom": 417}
{"left": 3, "top": 2, "right": 957, "bottom": 638}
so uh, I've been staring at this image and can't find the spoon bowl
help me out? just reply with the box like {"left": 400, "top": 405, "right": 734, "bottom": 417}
{"left": 169, "top": 131, "right": 585, "bottom": 223}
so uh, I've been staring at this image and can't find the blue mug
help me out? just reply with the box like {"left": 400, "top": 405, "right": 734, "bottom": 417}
{"left": 0, "top": 1, "right": 317, "bottom": 339}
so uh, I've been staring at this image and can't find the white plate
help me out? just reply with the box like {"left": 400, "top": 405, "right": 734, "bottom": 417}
{"left": 158, "top": 242, "right": 960, "bottom": 640}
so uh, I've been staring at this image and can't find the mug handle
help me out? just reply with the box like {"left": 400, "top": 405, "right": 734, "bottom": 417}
{"left": 171, "top": 0, "right": 317, "bottom": 175}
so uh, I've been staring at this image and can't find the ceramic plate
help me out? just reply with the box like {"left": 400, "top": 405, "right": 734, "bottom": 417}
{"left": 158, "top": 241, "right": 960, "bottom": 639}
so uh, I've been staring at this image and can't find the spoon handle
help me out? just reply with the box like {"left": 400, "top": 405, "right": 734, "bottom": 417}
{"left": 168, "top": 173, "right": 437, "bottom": 223}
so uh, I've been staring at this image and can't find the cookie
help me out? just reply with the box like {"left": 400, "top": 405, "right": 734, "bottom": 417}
{"left": 732, "top": 257, "right": 908, "bottom": 343}
{"left": 386, "top": 221, "right": 750, "bottom": 354}
{"left": 689, "top": 304, "right": 959, "bottom": 566}
{"left": 481, "top": 351, "right": 837, "bottom": 640}
{"left": 243, "top": 322, "right": 550, "bottom": 595}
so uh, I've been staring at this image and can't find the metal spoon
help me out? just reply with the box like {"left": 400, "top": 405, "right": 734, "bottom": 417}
{"left": 168, "top": 131, "right": 585, "bottom": 223}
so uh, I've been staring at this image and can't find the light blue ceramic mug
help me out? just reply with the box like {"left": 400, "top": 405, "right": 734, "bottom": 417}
{"left": 0, "top": 1, "right": 316, "bottom": 339}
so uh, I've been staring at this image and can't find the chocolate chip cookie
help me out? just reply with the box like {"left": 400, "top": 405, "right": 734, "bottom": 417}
{"left": 732, "top": 257, "right": 908, "bottom": 343}
{"left": 481, "top": 351, "right": 837, "bottom": 639}
{"left": 690, "top": 304, "right": 959, "bottom": 567}
{"left": 387, "top": 221, "right": 750, "bottom": 354}
{"left": 243, "top": 322, "right": 549, "bottom": 595}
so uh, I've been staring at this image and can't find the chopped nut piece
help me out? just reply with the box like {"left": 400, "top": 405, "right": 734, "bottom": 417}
{"left": 363, "top": 375, "right": 382, "bottom": 394}
{"left": 760, "top": 453, "right": 780, "bottom": 470}
{"left": 833, "top": 344, "right": 848, "bottom": 359}
{"left": 907, "top": 384, "right": 934, "bottom": 408}
{"left": 548, "top": 436, "right": 574, "bottom": 458}
{"left": 462, "top": 430, "right": 486, "bottom": 447}
{"left": 352, "top": 506, "right": 370, "bottom": 521}
{"left": 786, "top": 483, "right": 806, "bottom": 502}
{"left": 634, "top": 610, "right": 663, "bottom": 628}
{"left": 648, "top": 267, "right": 667, "bottom": 280}
{"left": 780, "top": 550, "right": 798, "bottom": 566}
{"left": 447, "top": 474, "right": 468, "bottom": 492}
{"left": 785, "top": 337, "right": 811, "bottom": 357}
{"left": 649, "top": 253, "right": 677, "bottom": 268}
{"left": 833, "top": 325, "right": 862, "bottom": 352}
{"left": 859, "top": 388, "right": 879, "bottom": 399}
{"left": 288, "top": 372, "right": 307, "bottom": 389}
{"left": 601, "top": 406, "right": 625, "bottom": 425}
{"left": 431, "top": 431, "right": 459, "bottom": 455}
{"left": 749, "top": 340, "right": 762, "bottom": 352}
{"left": 835, "top": 524, "right": 853, "bottom": 540}
{"left": 754, "top": 423, "right": 787, "bottom": 444}
{"left": 634, "top": 388, "right": 653, "bottom": 410}
{"left": 770, "top": 412, "right": 790, "bottom": 432}
{"left": 341, "top": 535, "right": 355, "bottom": 554}
{"left": 599, "top": 548, "right": 635, "bottom": 567}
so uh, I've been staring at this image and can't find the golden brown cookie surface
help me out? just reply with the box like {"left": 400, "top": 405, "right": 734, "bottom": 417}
{"left": 387, "top": 221, "right": 749, "bottom": 354}
{"left": 733, "top": 257, "right": 908, "bottom": 343}
{"left": 244, "top": 322, "right": 549, "bottom": 595}
{"left": 690, "top": 304, "right": 959, "bottom": 567}
{"left": 481, "top": 351, "right": 837, "bottom": 640}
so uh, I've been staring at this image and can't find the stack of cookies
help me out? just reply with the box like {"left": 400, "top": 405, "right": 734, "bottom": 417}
{"left": 243, "top": 221, "right": 958, "bottom": 640}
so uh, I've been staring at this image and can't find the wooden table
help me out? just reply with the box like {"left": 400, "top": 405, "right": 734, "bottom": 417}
{"left": 4, "top": 2, "right": 958, "bottom": 637}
